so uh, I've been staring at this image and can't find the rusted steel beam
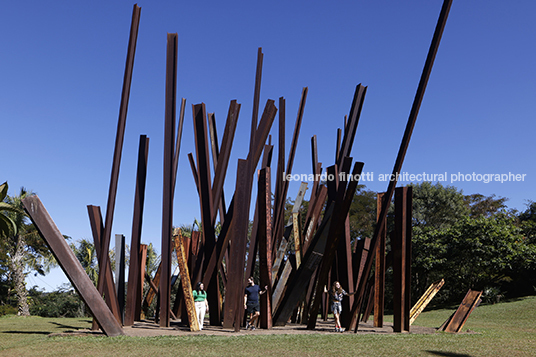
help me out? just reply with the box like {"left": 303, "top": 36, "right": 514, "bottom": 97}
{"left": 250, "top": 47, "right": 263, "bottom": 149}
{"left": 410, "top": 279, "right": 444, "bottom": 325}
{"left": 223, "top": 159, "right": 252, "bottom": 330}
{"left": 87, "top": 205, "right": 121, "bottom": 327}
{"left": 335, "top": 128, "right": 342, "bottom": 164}
{"left": 393, "top": 186, "right": 412, "bottom": 332}
{"left": 211, "top": 100, "right": 240, "bottom": 224}
{"left": 245, "top": 144, "right": 274, "bottom": 280}
{"left": 124, "top": 134, "right": 149, "bottom": 326}
{"left": 188, "top": 153, "right": 200, "bottom": 194}
{"left": 160, "top": 33, "right": 178, "bottom": 327}
{"left": 192, "top": 103, "right": 220, "bottom": 326}
{"left": 115, "top": 234, "right": 125, "bottom": 323}
{"left": 272, "top": 88, "right": 308, "bottom": 257}
{"left": 270, "top": 182, "right": 308, "bottom": 287}
{"left": 292, "top": 212, "right": 302, "bottom": 267}
{"left": 207, "top": 112, "right": 226, "bottom": 222}
{"left": 374, "top": 192, "right": 387, "bottom": 328}
{"left": 22, "top": 196, "right": 124, "bottom": 336}
{"left": 440, "top": 289, "right": 482, "bottom": 333}
{"left": 175, "top": 229, "right": 200, "bottom": 331}
{"left": 98, "top": 5, "right": 141, "bottom": 311}
{"left": 349, "top": 0, "right": 453, "bottom": 332}
{"left": 138, "top": 244, "right": 148, "bottom": 321}
{"left": 258, "top": 168, "right": 273, "bottom": 329}
{"left": 273, "top": 97, "right": 285, "bottom": 250}
{"left": 172, "top": 98, "right": 186, "bottom": 197}
{"left": 338, "top": 215, "right": 354, "bottom": 328}
{"left": 302, "top": 179, "right": 327, "bottom": 253}
{"left": 336, "top": 85, "right": 367, "bottom": 168}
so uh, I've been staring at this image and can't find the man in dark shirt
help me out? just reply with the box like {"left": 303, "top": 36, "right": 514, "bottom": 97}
{"left": 244, "top": 276, "right": 267, "bottom": 330}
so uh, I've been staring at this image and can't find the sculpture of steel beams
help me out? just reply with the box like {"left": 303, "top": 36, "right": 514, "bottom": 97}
{"left": 22, "top": 0, "right": 453, "bottom": 337}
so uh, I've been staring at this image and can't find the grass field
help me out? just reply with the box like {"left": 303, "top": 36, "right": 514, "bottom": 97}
{"left": 1, "top": 296, "right": 535, "bottom": 356}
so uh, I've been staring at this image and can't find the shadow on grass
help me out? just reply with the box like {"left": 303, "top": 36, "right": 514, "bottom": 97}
{"left": 425, "top": 351, "right": 472, "bottom": 357}
{"left": 49, "top": 321, "right": 85, "bottom": 330}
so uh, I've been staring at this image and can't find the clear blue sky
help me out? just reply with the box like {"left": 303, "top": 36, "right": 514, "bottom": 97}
{"left": 2, "top": 0, "right": 535, "bottom": 291}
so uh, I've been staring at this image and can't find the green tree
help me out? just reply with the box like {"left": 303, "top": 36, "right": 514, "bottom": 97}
{"left": 70, "top": 238, "right": 99, "bottom": 286}
{"left": 410, "top": 182, "right": 469, "bottom": 231}
{"left": 464, "top": 193, "right": 509, "bottom": 218}
{"left": 348, "top": 184, "right": 377, "bottom": 241}
{"left": 1, "top": 187, "right": 56, "bottom": 316}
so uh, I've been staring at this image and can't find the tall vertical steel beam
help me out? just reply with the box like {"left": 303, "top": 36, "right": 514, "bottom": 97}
{"left": 22, "top": 196, "right": 124, "bottom": 337}
{"left": 193, "top": 103, "right": 220, "bottom": 325}
{"left": 87, "top": 205, "right": 121, "bottom": 327}
{"left": 115, "top": 233, "right": 126, "bottom": 323}
{"left": 98, "top": 5, "right": 141, "bottom": 311}
{"left": 160, "top": 33, "right": 178, "bottom": 327}
{"left": 374, "top": 192, "right": 387, "bottom": 327}
{"left": 258, "top": 167, "right": 273, "bottom": 329}
{"left": 124, "top": 134, "right": 149, "bottom": 326}
{"left": 348, "top": 0, "right": 453, "bottom": 332}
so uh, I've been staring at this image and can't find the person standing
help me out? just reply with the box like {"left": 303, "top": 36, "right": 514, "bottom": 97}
{"left": 327, "top": 281, "right": 355, "bottom": 332}
{"left": 244, "top": 276, "right": 268, "bottom": 330}
{"left": 193, "top": 282, "right": 208, "bottom": 330}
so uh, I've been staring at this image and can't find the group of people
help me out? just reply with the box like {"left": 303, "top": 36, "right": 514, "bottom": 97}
{"left": 192, "top": 278, "right": 353, "bottom": 332}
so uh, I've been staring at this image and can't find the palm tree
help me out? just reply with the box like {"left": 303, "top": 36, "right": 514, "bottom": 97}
{"left": 2, "top": 186, "right": 56, "bottom": 316}
{"left": 0, "top": 182, "right": 18, "bottom": 237}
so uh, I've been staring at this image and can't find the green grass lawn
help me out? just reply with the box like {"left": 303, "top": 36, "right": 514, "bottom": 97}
{"left": 1, "top": 296, "right": 535, "bottom": 356}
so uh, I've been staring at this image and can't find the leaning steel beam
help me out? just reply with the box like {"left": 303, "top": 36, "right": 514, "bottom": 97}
{"left": 175, "top": 229, "right": 200, "bottom": 331}
{"left": 211, "top": 100, "right": 240, "bottom": 224}
{"left": 410, "top": 279, "right": 444, "bottom": 325}
{"left": 272, "top": 88, "right": 307, "bottom": 256}
{"left": 98, "top": 4, "right": 141, "bottom": 310}
{"left": 124, "top": 134, "right": 149, "bottom": 326}
{"left": 22, "top": 196, "right": 124, "bottom": 337}
{"left": 160, "top": 33, "right": 178, "bottom": 327}
{"left": 336, "top": 85, "right": 367, "bottom": 168}
{"left": 172, "top": 98, "right": 186, "bottom": 197}
{"left": 348, "top": 0, "right": 453, "bottom": 332}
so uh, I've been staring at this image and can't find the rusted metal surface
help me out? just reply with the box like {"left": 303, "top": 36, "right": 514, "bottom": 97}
{"left": 211, "top": 100, "right": 240, "bottom": 224}
{"left": 292, "top": 212, "right": 302, "bottom": 267}
{"left": 160, "top": 33, "right": 178, "bottom": 327}
{"left": 124, "top": 134, "right": 149, "bottom": 326}
{"left": 393, "top": 186, "right": 412, "bottom": 332}
{"left": 272, "top": 88, "right": 308, "bottom": 257}
{"left": 441, "top": 289, "right": 482, "bottom": 333}
{"left": 223, "top": 159, "right": 251, "bottom": 330}
{"left": 258, "top": 168, "right": 273, "bottom": 328}
{"left": 86, "top": 205, "right": 121, "bottom": 328}
{"left": 410, "top": 279, "right": 445, "bottom": 325}
{"left": 115, "top": 234, "right": 125, "bottom": 323}
{"left": 250, "top": 47, "right": 263, "bottom": 149}
{"left": 374, "top": 192, "right": 387, "bottom": 327}
{"left": 22, "top": 196, "right": 124, "bottom": 336}
{"left": 98, "top": 5, "right": 141, "bottom": 314}
{"left": 349, "top": 0, "right": 453, "bottom": 332}
{"left": 138, "top": 244, "right": 148, "bottom": 321}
